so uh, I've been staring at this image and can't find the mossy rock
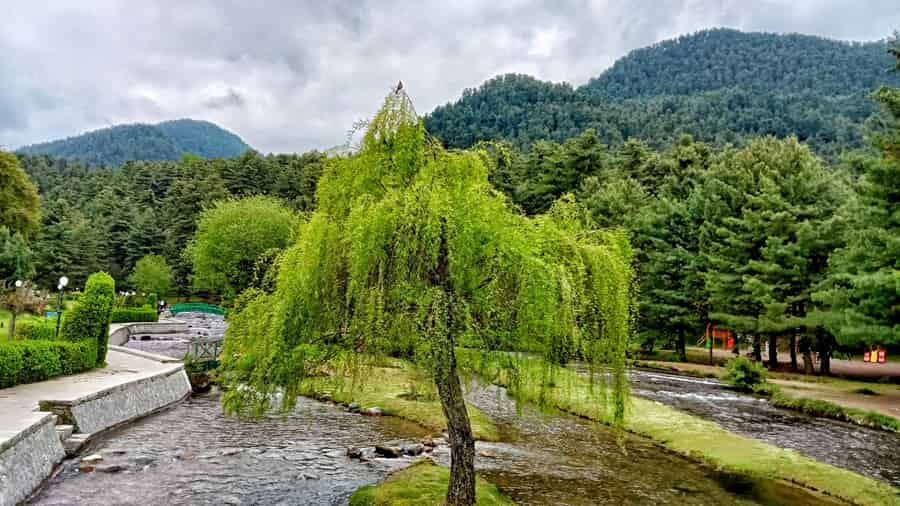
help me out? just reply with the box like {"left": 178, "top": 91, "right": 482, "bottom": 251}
{"left": 349, "top": 460, "right": 514, "bottom": 506}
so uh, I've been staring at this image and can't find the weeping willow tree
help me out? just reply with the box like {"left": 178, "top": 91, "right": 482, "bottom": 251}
{"left": 219, "top": 87, "right": 633, "bottom": 505}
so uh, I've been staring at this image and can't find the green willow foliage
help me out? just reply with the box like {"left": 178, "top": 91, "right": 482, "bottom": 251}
{"left": 219, "top": 90, "right": 634, "bottom": 424}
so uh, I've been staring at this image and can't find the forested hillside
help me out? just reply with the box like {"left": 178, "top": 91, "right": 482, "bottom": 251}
{"left": 426, "top": 29, "right": 899, "bottom": 156}
{"left": 583, "top": 28, "right": 898, "bottom": 98}
{"left": 17, "top": 119, "right": 250, "bottom": 167}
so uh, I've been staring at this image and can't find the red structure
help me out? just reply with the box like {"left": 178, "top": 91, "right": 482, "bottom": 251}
{"left": 702, "top": 324, "right": 734, "bottom": 350}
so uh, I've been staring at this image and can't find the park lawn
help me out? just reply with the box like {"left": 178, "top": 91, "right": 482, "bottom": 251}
{"left": 298, "top": 361, "right": 500, "bottom": 441}
{"left": 349, "top": 460, "right": 514, "bottom": 506}
{"left": 0, "top": 310, "right": 44, "bottom": 338}
{"left": 466, "top": 352, "right": 900, "bottom": 506}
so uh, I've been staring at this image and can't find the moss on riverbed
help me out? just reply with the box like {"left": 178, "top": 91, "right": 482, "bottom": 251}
{"left": 349, "top": 460, "right": 514, "bottom": 506}
{"left": 462, "top": 351, "right": 900, "bottom": 506}
{"left": 298, "top": 362, "right": 500, "bottom": 441}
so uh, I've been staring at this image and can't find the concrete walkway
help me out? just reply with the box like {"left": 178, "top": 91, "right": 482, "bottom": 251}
{"left": 0, "top": 350, "right": 179, "bottom": 446}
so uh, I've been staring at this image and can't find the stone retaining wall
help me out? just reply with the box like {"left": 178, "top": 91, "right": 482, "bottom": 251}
{"left": 0, "top": 414, "right": 65, "bottom": 506}
{"left": 108, "top": 320, "right": 188, "bottom": 346}
{"left": 42, "top": 366, "right": 191, "bottom": 435}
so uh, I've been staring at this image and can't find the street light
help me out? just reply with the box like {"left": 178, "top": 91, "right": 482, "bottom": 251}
{"left": 14, "top": 280, "right": 23, "bottom": 288}
{"left": 54, "top": 276, "right": 69, "bottom": 339}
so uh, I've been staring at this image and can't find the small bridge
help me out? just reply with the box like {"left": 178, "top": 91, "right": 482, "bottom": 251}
{"left": 170, "top": 302, "right": 226, "bottom": 316}
{"left": 187, "top": 338, "right": 223, "bottom": 372}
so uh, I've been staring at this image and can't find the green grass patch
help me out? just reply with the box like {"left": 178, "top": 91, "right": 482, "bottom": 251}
{"left": 852, "top": 387, "right": 880, "bottom": 396}
{"left": 464, "top": 351, "right": 899, "bottom": 506}
{"left": 0, "top": 310, "right": 45, "bottom": 338}
{"left": 771, "top": 392, "right": 900, "bottom": 433}
{"left": 298, "top": 362, "right": 499, "bottom": 441}
{"left": 349, "top": 460, "right": 514, "bottom": 506}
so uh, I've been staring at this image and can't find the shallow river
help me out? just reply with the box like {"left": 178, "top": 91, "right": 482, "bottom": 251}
{"left": 28, "top": 315, "right": 893, "bottom": 504}
{"left": 626, "top": 369, "right": 900, "bottom": 486}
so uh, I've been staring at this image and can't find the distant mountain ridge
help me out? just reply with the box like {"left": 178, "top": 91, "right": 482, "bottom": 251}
{"left": 426, "top": 28, "right": 900, "bottom": 155}
{"left": 18, "top": 119, "right": 250, "bottom": 167}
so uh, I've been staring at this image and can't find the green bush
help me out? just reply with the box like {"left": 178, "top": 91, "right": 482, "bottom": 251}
{"left": 110, "top": 306, "right": 158, "bottom": 323}
{"left": 14, "top": 319, "right": 57, "bottom": 340}
{"left": 723, "top": 356, "right": 768, "bottom": 392}
{"left": 61, "top": 272, "right": 115, "bottom": 366}
{"left": 146, "top": 293, "right": 158, "bottom": 311}
{"left": 0, "top": 339, "right": 96, "bottom": 388}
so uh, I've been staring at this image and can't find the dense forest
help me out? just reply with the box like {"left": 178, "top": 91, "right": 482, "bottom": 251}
{"left": 426, "top": 29, "right": 899, "bottom": 157}
{"left": 17, "top": 150, "right": 324, "bottom": 291}
{"left": 17, "top": 119, "right": 250, "bottom": 167}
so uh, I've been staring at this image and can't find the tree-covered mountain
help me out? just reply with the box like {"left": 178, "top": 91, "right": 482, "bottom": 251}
{"left": 426, "top": 29, "right": 899, "bottom": 156}
{"left": 582, "top": 28, "right": 898, "bottom": 99}
{"left": 17, "top": 119, "right": 250, "bottom": 167}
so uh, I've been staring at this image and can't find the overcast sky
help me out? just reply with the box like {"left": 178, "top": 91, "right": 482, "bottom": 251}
{"left": 2, "top": 1, "right": 899, "bottom": 153}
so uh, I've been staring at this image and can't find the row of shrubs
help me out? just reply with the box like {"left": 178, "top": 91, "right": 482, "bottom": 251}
{"left": 0, "top": 272, "right": 115, "bottom": 389}
{"left": 110, "top": 306, "right": 158, "bottom": 323}
{"left": 14, "top": 319, "right": 57, "bottom": 341}
{"left": 0, "top": 340, "right": 97, "bottom": 388}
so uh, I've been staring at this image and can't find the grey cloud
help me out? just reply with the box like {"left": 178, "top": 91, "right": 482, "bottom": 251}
{"left": 1, "top": 0, "right": 898, "bottom": 153}
{"left": 204, "top": 88, "right": 246, "bottom": 110}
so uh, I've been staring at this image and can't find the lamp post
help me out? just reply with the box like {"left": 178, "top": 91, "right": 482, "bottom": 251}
{"left": 54, "top": 276, "right": 69, "bottom": 339}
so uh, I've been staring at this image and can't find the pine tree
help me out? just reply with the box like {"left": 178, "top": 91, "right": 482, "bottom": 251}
{"left": 700, "top": 137, "right": 844, "bottom": 369}
{"left": 813, "top": 46, "right": 900, "bottom": 350}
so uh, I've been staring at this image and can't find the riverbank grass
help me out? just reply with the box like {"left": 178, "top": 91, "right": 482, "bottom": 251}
{"left": 298, "top": 362, "right": 500, "bottom": 441}
{"left": 350, "top": 460, "right": 514, "bottom": 506}
{"left": 470, "top": 353, "right": 899, "bottom": 506}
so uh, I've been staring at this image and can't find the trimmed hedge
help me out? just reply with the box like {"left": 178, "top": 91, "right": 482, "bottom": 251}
{"left": 0, "top": 340, "right": 97, "bottom": 388}
{"left": 110, "top": 306, "right": 159, "bottom": 323}
{"left": 14, "top": 319, "right": 57, "bottom": 341}
{"left": 61, "top": 272, "right": 115, "bottom": 366}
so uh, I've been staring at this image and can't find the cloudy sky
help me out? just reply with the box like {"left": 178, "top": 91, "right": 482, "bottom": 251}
{"left": 2, "top": 1, "right": 899, "bottom": 153}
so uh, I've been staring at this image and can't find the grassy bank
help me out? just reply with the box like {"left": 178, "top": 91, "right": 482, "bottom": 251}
{"left": 350, "top": 460, "right": 514, "bottom": 506}
{"left": 463, "top": 352, "right": 899, "bottom": 506}
{"left": 770, "top": 391, "right": 900, "bottom": 432}
{"left": 298, "top": 361, "right": 499, "bottom": 441}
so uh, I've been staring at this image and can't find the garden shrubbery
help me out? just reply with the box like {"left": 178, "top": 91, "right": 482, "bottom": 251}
{"left": 0, "top": 339, "right": 97, "bottom": 388}
{"left": 110, "top": 306, "right": 158, "bottom": 323}
{"left": 723, "top": 356, "right": 768, "bottom": 392}
{"left": 0, "top": 272, "right": 115, "bottom": 389}
{"left": 62, "top": 272, "right": 115, "bottom": 365}
{"left": 14, "top": 319, "right": 57, "bottom": 340}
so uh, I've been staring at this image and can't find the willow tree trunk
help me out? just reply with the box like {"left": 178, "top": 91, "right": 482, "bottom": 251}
{"left": 429, "top": 223, "right": 476, "bottom": 506}
{"left": 752, "top": 336, "right": 762, "bottom": 362}
{"left": 676, "top": 329, "right": 687, "bottom": 362}
{"left": 433, "top": 334, "right": 476, "bottom": 505}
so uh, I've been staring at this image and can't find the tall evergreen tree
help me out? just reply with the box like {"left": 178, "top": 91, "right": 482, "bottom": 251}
{"left": 699, "top": 137, "right": 844, "bottom": 369}
{"left": 814, "top": 46, "right": 900, "bottom": 351}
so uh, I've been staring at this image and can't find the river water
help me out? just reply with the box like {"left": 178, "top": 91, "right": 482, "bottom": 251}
{"left": 626, "top": 369, "right": 900, "bottom": 487}
{"left": 28, "top": 315, "right": 895, "bottom": 504}
{"left": 32, "top": 389, "right": 824, "bottom": 506}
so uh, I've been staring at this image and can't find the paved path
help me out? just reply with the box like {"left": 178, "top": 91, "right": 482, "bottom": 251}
{"left": 0, "top": 349, "right": 176, "bottom": 448}
{"left": 696, "top": 346, "right": 900, "bottom": 378}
